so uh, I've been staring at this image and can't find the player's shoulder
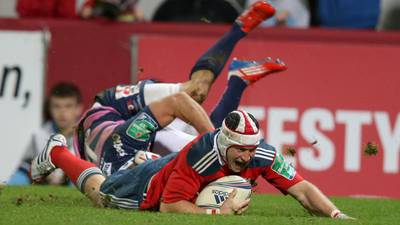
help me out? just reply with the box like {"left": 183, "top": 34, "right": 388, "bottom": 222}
{"left": 95, "top": 80, "right": 153, "bottom": 101}
{"left": 186, "top": 131, "right": 223, "bottom": 176}
{"left": 249, "top": 140, "right": 277, "bottom": 168}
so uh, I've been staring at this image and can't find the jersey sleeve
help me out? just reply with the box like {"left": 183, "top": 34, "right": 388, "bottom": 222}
{"left": 262, "top": 151, "right": 303, "bottom": 194}
{"left": 161, "top": 150, "right": 203, "bottom": 204}
{"left": 94, "top": 80, "right": 153, "bottom": 119}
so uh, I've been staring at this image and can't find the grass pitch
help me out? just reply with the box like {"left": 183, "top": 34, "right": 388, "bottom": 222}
{"left": 0, "top": 185, "right": 399, "bottom": 225}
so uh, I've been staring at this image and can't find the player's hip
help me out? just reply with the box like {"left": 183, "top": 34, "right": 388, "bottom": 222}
{"left": 75, "top": 105, "right": 125, "bottom": 161}
{"left": 99, "top": 153, "right": 177, "bottom": 210}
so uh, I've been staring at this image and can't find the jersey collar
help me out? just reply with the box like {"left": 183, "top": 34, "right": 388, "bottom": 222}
{"left": 213, "top": 132, "right": 225, "bottom": 166}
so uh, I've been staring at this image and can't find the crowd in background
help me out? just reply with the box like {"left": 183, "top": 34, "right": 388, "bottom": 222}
{"left": 0, "top": 0, "right": 398, "bottom": 30}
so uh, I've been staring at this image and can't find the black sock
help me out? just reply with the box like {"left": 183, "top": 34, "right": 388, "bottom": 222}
{"left": 190, "top": 23, "right": 246, "bottom": 79}
{"left": 210, "top": 76, "right": 247, "bottom": 127}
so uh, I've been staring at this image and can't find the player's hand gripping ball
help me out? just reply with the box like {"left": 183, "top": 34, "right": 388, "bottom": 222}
{"left": 195, "top": 175, "right": 252, "bottom": 208}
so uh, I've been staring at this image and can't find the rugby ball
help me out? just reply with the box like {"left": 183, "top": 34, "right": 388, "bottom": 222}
{"left": 195, "top": 175, "right": 252, "bottom": 208}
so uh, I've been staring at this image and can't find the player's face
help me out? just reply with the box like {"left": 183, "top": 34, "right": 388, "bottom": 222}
{"left": 49, "top": 96, "right": 82, "bottom": 130}
{"left": 226, "top": 146, "right": 257, "bottom": 172}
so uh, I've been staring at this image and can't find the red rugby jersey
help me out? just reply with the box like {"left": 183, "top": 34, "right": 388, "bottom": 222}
{"left": 140, "top": 131, "right": 303, "bottom": 210}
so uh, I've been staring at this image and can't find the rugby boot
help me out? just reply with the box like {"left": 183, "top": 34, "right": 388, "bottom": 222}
{"left": 236, "top": 1, "right": 276, "bottom": 33}
{"left": 30, "top": 134, "right": 67, "bottom": 183}
{"left": 228, "top": 57, "right": 287, "bottom": 84}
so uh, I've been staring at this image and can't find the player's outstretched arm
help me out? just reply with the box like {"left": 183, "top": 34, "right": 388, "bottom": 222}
{"left": 160, "top": 200, "right": 208, "bottom": 214}
{"left": 159, "top": 189, "right": 250, "bottom": 215}
{"left": 287, "top": 180, "right": 355, "bottom": 219}
{"left": 149, "top": 92, "right": 214, "bottom": 133}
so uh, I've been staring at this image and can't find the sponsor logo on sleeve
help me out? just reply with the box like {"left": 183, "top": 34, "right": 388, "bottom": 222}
{"left": 271, "top": 152, "right": 296, "bottom": 180}
{"left": 115, "top": 84, "right": 140, "bottom": 100}
{"left": 126, "top": 113, "right": 158, "bottom": 142}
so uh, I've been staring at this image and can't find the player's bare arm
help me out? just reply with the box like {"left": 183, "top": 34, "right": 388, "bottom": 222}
{"left": 287, "top": 180, "right": 355, "bottom": 219}
{"left": 149, "top": 92, "right": 214, "bottom": 133}
{"left": 159, "top": 189, "right": 250, "bottom": 215}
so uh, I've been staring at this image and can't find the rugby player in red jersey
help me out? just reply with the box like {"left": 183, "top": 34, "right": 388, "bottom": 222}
{"left": 31, "top": 109, "right": 353, "bottom": 219}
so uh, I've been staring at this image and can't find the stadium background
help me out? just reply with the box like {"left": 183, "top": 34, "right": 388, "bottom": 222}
{"left": 0, "top": 0, "right": 399, "bottom": 200}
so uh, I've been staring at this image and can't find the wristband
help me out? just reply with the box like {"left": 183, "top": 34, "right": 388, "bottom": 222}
{"left": 330, "top": 209, "right": 341, "bottom": 218}
{"left": 206, "top": 208, "right": 221, "bottom": 215}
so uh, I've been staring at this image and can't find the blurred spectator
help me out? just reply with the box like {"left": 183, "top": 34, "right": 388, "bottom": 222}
{"left": 377, "top": 0, "right": 400, "bottom": 30}
{"left": 248, "top": 0, "right": 310, "bottom": 28}
{"left": 8, "top": 82, "right": 83, "bottom": 185}
{"left": 16, "top": 0, "right": 144, "bottom": 21}
{"left": 84, "top": 0, "right": 144, "bottom": 21}
{"left": 153, "top": 0, "right": 246, "bottom": 23}
{"left": 310, "top": 0, "right": 380, "bottom": 29}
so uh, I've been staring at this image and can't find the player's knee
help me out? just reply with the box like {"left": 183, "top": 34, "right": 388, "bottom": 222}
{"left": 190, "top": 70, "right": 214, "bottom": 84}
{"left": 182, "top": 71, "right": 213, "bottom": 103}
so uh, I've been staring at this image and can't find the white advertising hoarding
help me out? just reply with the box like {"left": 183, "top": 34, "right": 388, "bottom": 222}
{"left": 0, "top": 31, "right": 47, "bottom": 182}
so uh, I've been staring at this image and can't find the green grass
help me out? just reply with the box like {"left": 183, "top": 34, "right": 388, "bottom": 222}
{"left": 0, "top": 185, "right": 399, "bottom": 225}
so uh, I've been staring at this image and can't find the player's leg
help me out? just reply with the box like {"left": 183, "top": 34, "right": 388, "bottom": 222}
{"left": 152, "top": 57, "right": 287, "bottom": 153}
{"left": 209, "top": 57, "right": 286, "bottom": 127}
{"left": 182, "top": 1, "right": 276, "bottom": 103}
{"left": 31, "top": 134, "right": 105, "bottom": 206}
{"left": 154, "top": 58, "right": 287, "bottom": 149}
{"left": 157, "top": 56, "right": 287, "bottom": 140}
{"left": 141, "top": 2, "right": 275, "bottom": 106}
{"left": 99, "top": 152, "right": 177, "bottom": 210}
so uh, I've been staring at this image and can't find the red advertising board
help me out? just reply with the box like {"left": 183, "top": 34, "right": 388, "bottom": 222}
{"left": 136, "top": 34, "right": 400, "bottom": 198}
